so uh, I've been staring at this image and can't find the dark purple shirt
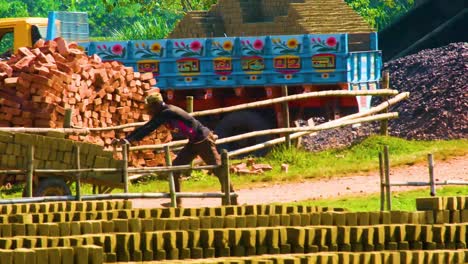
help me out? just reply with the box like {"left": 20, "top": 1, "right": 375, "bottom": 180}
{"left": 125, "top": 104, "right": 210, "bottom": 143}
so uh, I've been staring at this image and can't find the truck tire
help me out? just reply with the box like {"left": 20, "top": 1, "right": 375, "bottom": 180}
{"left": 214, "top": 110, "right": 274, "bottom": 156}
{"left": 23, "top": 177, "right": 71, "bottom": 197}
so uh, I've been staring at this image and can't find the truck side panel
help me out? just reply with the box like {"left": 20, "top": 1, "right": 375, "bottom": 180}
{"left": 81, "top": 33, "right": 382, "bottom": 91}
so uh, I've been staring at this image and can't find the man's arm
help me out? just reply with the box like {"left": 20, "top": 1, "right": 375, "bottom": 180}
{"left": 125, "top": 117, "right": 163, "bottom": 143}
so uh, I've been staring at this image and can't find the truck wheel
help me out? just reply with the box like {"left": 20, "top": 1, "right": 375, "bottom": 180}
{"left": 23, "top": 177, "right": 71, "bottom": 197}
{"left": 215, "top": 110, "right": 273, "bottom": 156}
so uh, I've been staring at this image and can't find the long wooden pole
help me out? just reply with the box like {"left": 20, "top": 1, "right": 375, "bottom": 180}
{"left": 379, "top": 152, "right": 385, "bottom": 211}
{"left": 26, "top": 145, "right": 34, "bottom": 198}
{"left": 186, "top": 96, "right": 194, "bottom": 113}
{"left": 75, "top": 145, "right": 82, "bottom": 201}
{"left": 428, "top": 153, "right": 436, "bottom": 196}
{"left": 122, "top": 144, "right": 129, "bottom": 193}
{"left": 384, "top": 145, "right": 391, "bottom": 211}
{"left": 77, "top": 89, "right": 399, "bottom": 132}
{"left": 128, "top": 92, "right": 409, "bottom": 152}
{"left": 221, "top": 150, "right": 231, "bottom": 205}
{"left": 64, "top": 109, "right": 73, "bottom": 128}
{"left": 380, "top": 71, "right": 390, "bottom": 136}
{"left": 165, "top": 146, "right": 177, "bottom": 207}
{"left": 192, "top": 89, "right": 399, "bottom": 117}
{"left": 228, "top": 113, "right": 398, "bottom": 157}
{"left": 281, "top": 85, "right": 291, "bottom": 148}
{"left": 0, "top": 127, "right": 90, "bottom": 134}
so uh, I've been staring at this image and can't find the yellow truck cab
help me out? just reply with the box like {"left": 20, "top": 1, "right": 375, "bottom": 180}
{"left": 0, "top": 12, "right": 88, "bottom": 57}
{"left": 0, "top": 17, "right": 49, "bottom": 55}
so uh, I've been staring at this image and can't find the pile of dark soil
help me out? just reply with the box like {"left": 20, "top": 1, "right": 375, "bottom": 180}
{"left": 302, "top": 42, "right": 467, "bottom": 152}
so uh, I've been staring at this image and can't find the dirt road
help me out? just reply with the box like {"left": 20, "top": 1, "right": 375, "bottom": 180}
{"left": 131, "top": 155, "right": 467, "bottom": 208}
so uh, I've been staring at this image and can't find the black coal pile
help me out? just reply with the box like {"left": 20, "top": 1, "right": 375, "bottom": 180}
{"left": 382, "top": 42, "right": 467, "bottom": 140}
{"left": 301, "top": 42, "right": 467, "bottom": 152}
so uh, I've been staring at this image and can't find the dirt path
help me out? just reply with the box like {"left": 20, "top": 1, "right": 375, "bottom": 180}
{"left": 131, "top": 155, "right": 467, "bottom": 208}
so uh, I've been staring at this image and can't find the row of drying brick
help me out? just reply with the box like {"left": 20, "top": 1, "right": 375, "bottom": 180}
{"left": 1, "top": 246, "right": 467, "bottom": 264}
{"left": 2, "top": 207, "right": 467, "bottom": 227}
{"left": 134, "top": 249, "right": 468, "bottom": 264}
{"left": 0, "top": 245, "right": 102, "bottom": 264}
{"left": 0, "top": 224, "right": 466, "bottom": 262}
{"left": 0, "top": 202, "right": 337, "bottom": 218}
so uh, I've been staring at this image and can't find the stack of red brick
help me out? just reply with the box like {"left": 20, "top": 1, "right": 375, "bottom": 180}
{"left": 0, "top": 37, "right": 170, "bottom": 167}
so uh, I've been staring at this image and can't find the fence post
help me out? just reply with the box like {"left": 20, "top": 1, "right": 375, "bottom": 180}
{"left": 428, "top": 153, "right": 436, "bottom": 196}
{"left": 384, "top": 145, "right": 391, "bottom": 211}
{"left": 122, "top": 143, "right": 129, "bottom": 193}
{"left": 75, "top": 145, "right": 82, "bottom": 201}
{"left": 379, "top": 152, "right": 385, "bottom": 211}
{"left": 380, "top": 71, "right": 390, "bottom": 136}
{"left": 26, "top": 145, "right": 34, "bottom": 198}
{"left": 281, "top": 85, "right": 291, "bottom": 148}
{"left": 221, "top": 149, "right": 231, "bottom": 205}
{"left": 186, "top": 96, "right": 194, "bottom": 113}
{"left": 64, "top": 109, "right": 73, "bottom": 128}
{"left": 165, "top": 146, "right": 177, "bottom": 207}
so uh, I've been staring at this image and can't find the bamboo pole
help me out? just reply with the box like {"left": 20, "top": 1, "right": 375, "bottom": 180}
{"left": 228, "top": 112, "right": 398, "bottom": 157}
{"left": 64, "top": 109, "right": 73, "bottom": 128}
{"left": 281, "top": 85, "right": 291, "bottom": 148}
{"left": 0, "top": 127, "right": 90, "bottom": 134}
{"left": 26, "top": 145, "right": 34, "bottom": 198}
{"left": 428, "top": 153, "right": 436, "bottom": 196}
{"left": 186, "top": 96, "right": 194, "bottom": 113}
{"left": 379, "top": 152, "right": 385, "bottom": 211}
{"left": 221, "top": 150, "right": 231, "bottom": 205}
{"left": 33, "top": 164, "right": 218, "bottom": 174}
{"left": 380, "top": 71, "right": 390, "bottom": 136}
{"left": 79, "top": 89, "right": 399, "bottom": 132}
{"left": 192, "top": 89, "right": 399, "bottom": 117}
{"left": 122, "top": 144, "right": 129, "bottom": 193}
{"left": 384, "top": 145, "right": 391, "bottom": 211}
{"left": 165, "top": 146, "right": 177, "bottom": 207}
{"left": 128, "top": 92, "right": 409, "bottom": 152}
{"left": 75, "top": 145, "right": 82, "bottom": 201}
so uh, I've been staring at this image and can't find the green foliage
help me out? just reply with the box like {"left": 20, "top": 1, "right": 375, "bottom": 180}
{"left": 346, "top": 0, "right": 415, "bottom": 30}
{"left": 110, "top": 15, "right": 179, "bottom": 40}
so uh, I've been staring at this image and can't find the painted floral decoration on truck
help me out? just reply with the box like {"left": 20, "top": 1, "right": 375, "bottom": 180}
{"left": 241, "top": 39, "right": 264, "bottom": 55}
{"left": 211, "top": 40, "right": 234, "bottom": 56}
{"left": 174, "top": 40, "right": 204, "bottom": 57}
{"left": 134, "top": 42, "right": 164, "bottom": 58}
{"left": 96, "top": 43, "right": 126, "bottom": 59}
{"left": 311, "top": 36, "right": 339, "bottom": 52}
{"left": 272, "top": 38, "right": 301, "bottom": 54}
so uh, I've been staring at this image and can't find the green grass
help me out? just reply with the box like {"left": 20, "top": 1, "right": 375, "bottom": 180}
{"left": 258, "top": 135, "right": 467, "bottom": 181}
{"left": 288, "top": 186, "right": 468, "bottom": 212}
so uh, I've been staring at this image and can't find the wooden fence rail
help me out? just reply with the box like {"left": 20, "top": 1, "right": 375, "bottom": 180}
{"left": 0, "top": 145, "right": 236, "bottom": 207}
{"left": 379, "top": 151, "right": 468, "bottom": 211}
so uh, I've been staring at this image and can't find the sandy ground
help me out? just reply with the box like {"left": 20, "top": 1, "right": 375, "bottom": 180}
{"left": 131, "top": 155, "right": 467, "bottom": 208}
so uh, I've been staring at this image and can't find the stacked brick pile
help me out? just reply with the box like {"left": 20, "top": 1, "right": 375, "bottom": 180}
{"left": 0, "top": 37, "right": 170, "bottom": 167}
{"left": 0, "top": 131, "right": 123, "bottom": 185}
{"left": 169, "top": 0, "right": 373, "bottom": 38}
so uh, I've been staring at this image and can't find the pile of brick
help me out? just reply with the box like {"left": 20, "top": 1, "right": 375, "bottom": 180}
{"left": 0, "top": 131, "right": 123, "bottom": 186}
{"left": 169, "top": 0, "right": 373, "bottom": 38}
{"left": 0, "top": 37, "right": 170, "bottom": 167}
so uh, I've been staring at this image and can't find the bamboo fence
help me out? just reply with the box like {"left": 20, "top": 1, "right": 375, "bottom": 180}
{"left": 379, "top": 151, "right": 468, "bottom": 211}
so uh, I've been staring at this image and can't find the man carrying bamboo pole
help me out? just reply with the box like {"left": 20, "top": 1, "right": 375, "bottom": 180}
{"left": 112, "top": 93, "right": 237, "bottom": 206}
